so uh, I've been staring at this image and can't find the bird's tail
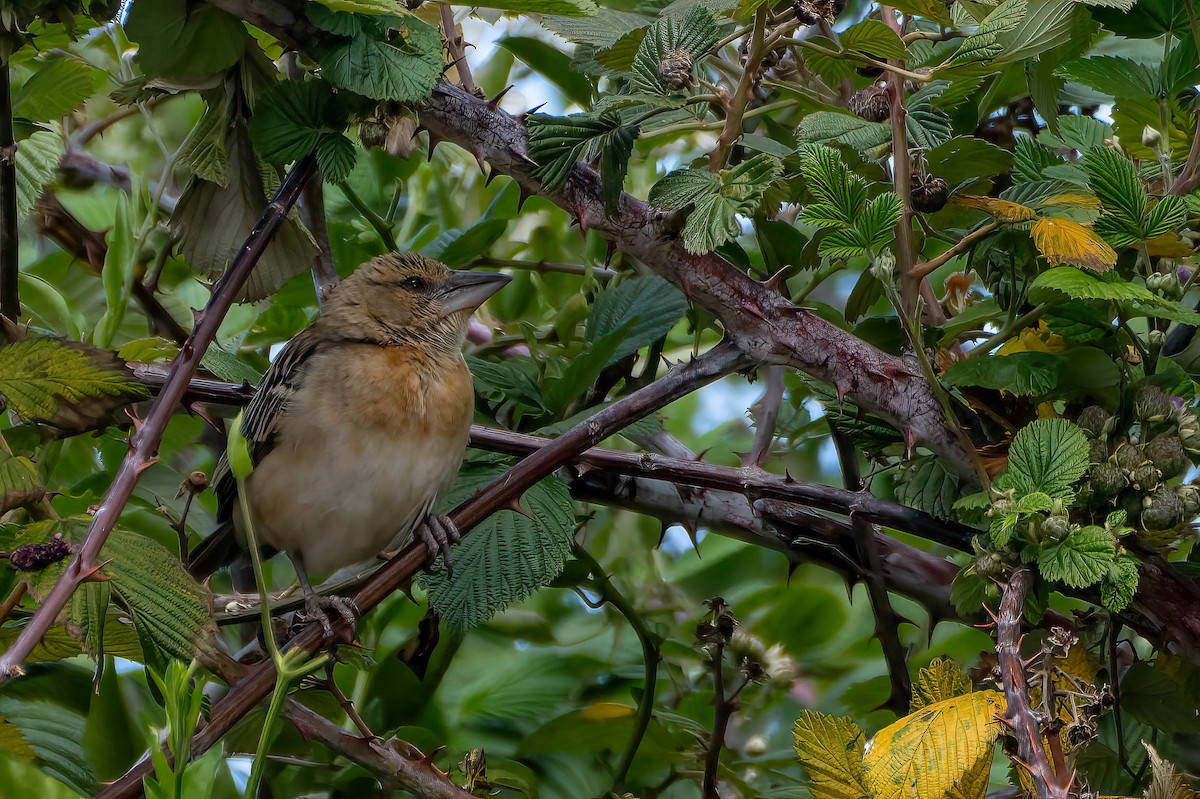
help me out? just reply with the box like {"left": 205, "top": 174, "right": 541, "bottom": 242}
{"left": 187, "top": 522, "right": 239, "bottom": 579}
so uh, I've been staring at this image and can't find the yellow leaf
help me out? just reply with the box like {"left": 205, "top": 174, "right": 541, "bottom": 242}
{"left": 1146, "top": 233, "right": 1196, "bottom": 258}
{"left": 1038, "top": 192, "right": 1103, "bottom": 211}
{"left": 579, "top": 702, "right": 635, "bottom": 721}
{"left": 952, "top": 194, "right": 1037, "bottom": 222}
{"left": 793, "top": 710, "right": 871, "bottom": 799}
{"left": 1036, "top": 401, "right": 1060, "bottom": 419}
{"left": 996, "top": 321, "right": 1066, "bottom": 355}
{"left": 862, "top": 691, "right": 1006, "bottom": 799}
{"left": 911, "top": 657, "right": 972, "bottom": 712}
{"left": 1031, "top": 217, "right": 1118, "bottom": 272}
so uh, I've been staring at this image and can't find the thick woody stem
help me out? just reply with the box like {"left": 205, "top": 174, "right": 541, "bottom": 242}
{"left": 880, "top": 6, "right": 920, "bottom": 319}
{"left": 830, "top": 422, "right": 911, "bottom": 713}
{"left": 0, "top": 154, "right": 318, "bottom": 683}
{"left": 997, "top": 566, "right": 1072, "bottom": 798}
{"left": 98, "top": 343, "right": 750, "bottom": 798}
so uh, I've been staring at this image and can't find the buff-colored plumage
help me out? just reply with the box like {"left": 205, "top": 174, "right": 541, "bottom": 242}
{"left": 190, "top": 252, "right": 509, "bottom": 624}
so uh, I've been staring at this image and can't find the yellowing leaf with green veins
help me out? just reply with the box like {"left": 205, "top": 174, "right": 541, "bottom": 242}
{"left": 911, "top": 657, "right": 973, "bottom": 712}
{"left": 862, "top": 691, "right": 1006, "bottom": 799}
{"left": 0, "top": 339, "right": 148, "bottom": 432}
{"left": 952, "top": 194, "right": 1037, "bottom": 222}
{"left": 0, "top": 453, "right": 44, "bottom": 514}
{"left": 792, "top": 710, "right": 870, "bottom": 799}
{"left": 1031, "top": 217, "right": 1118, "bottom": 272}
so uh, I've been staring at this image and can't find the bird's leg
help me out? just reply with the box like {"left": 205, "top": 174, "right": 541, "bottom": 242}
{"left": 414, "top": 514, "right": 461, "bottom": 571}
{"left": 287, "top": 551, "right": 358, "bottom": 640}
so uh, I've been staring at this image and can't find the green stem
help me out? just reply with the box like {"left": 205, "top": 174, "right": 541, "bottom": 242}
{"left": 573, "top": 546, "right": 660, "bottom": 796}
{"left": 338, "top": 181, "right": 398, "bottom": 252}
{"left": 966, "top": 303, "right": 1049, "bottom": 358}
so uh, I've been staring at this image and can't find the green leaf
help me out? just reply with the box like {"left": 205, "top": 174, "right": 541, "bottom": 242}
{"left": 1014, "top": 137, "right": 1063, "bottom": 182}
{"left": 0, "top": 339, "right": 148, "bottom": 428}
{"left": 1083, "top": 144, "right": 1147, "bottom": 247}
{"left": 1037, "top": 524, "right": 1115, "bottom": 587}
{"left": 796, "top": 111, "right": 891, "bottom": 151}
{"left": 1058, "top": 56, "right": 1157, "bottom": 98}
{"left": 0, "top": 453, "right": 43, "bottom": 514}
{"left": 1101, "top": 555, "right": 1139, "bottom": 611}
{"left": 839, "top": 19, "right": 909, "bottom": 60}
{"left": 497, "top": 36, "right": 594, "bottom": 106}
{"left": 542, "top": 9, "right": 651, "bottom": 48}
{"left": 179, "top": 103, "right": 231, "bottom": 186}
{"left": 910, "top": 657, "right": 973, "bottom": 711}
{"left": 94, "top": 188, "right": 143, "bottom": 349}
{"left": 421, "top": 455, "right": 576, "bottom": 631}
{"left": 995, "top": 418, "right": 1089, "bottom": 499}
{"left": 311, "top": 0, "right": 415, "bottom": 12}
{"left": 943, "top": 352, "right": 1060, "bottom": 396}
{"left": 473, "top": 0, "right": 597, "bottom": 12}
{"left": 647, "top": 154, "right": 780, "bottom": 253}
{"left": 321, "top": 18, "right": 442, "bottom": 103}
{"left": 12, "top": 55, "right": 99, "bottom": 122}
{"left": 0, "top": 666, "right": 97, "bottom": 796}
{"left": 905, "top": 81, "right": 954, "bottom": 150}
{"left": 15, "top": 129, "right": 62, "bottom": 218}
{"left": 585, "top": 275, "right": 689, "bottom": 366}
{"left": 526, "top": 112, "right": 640, "bottom": 214}
{"left": 1038, "top": 114, "right": 1111, "bottom": 153}
{"left": 631, "top": 5, "right": 719, "bottom": 94}
{"left": 894, "top": 457, "right": 961, "bottom": 519}
{"left": 926, "top": 136, "right": 1014, "bottom": 184}
{"left": 172, "top": 120, "right": 318, "bottom": 302}
{"left": 125, "top": 0, "right": 248, "bottom": 79}
{"left": 1029, "top": 267, "right": 1200, "bottom": 325}
{"left": 792, "top": 711, "right": 870, "bottom": 799}
{"left": 249, "top": 79, "right": 352, "bottom": 176}
{"left": 949, "top": 0, "right": 1028, "bottom": 64}
{"left": 1143, "top": 194, "right": 1187, "bottom": 240}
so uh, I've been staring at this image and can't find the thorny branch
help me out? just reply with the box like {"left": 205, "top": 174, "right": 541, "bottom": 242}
{"left": 0, "top": 153, "right": 319, "bottom": 682}
{"left": 997, "top": 566, "right": 1072, "bottom": 798}
{"left": 830, "top": 421, "right": 911, "bottom": 714}
{"left": 708, "top": 4, "right": 768, "bottom": 171}
{"left": 98, "top": 343, "right": 750, "bottom": 798}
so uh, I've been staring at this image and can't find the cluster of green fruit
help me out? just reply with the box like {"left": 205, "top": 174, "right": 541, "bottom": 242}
{"left": 1078, "top": 385, "right": 1200, "bottom": 544}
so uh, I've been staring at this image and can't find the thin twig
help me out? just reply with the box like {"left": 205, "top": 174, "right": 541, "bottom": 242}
{"left": 881, "top": 6, "right": 919, "bottom": 318}
{"left": 708, "top": 5, "right": 768, "bottom": 171}
{"left": 0, "top": 580, "right": 27, "bottom": 626}
{"left": 283, "top": 700, "right": 472, "bottom": 798}
{"left": 466, "top": 256, "right": 617, "bottom": 281}
{"left": 299, "top": 178, "right": 339, "bottom": 303}
{"left": 830, "top": 420, "right": 911, "bottom": 714}
{"left": 337, "top": 181, "right": 397, "bottom": 251}
{"left": 912, "top": 221, "right": 999, "bottom": 278}
{"left": 0, "top": 153, "right": 318, "bottom": 683}
{"left": 745, "top": 365, "right": 784, "bottom": 467}
{"left": 98, "top": 343, "right": 750, "bottom": 798}
{"left": 702, "top": 635, "right": 728, "bottom": 799}
{"left": 439, "top": 3, "right": 477, "bottom": 96}
{"left": 997, "top": 566, "right": 1072, "bottom": 798}
{"left": 0, "top": 62, "right": 18, "bottom": 320}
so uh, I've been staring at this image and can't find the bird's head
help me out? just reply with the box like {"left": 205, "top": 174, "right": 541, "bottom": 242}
{"left": 323, "top": 252, "right": 510, "bottom": 351}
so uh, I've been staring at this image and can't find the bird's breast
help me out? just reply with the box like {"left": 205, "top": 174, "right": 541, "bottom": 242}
{"left": 242, "top": 345, "right": 475, "bottom": 576}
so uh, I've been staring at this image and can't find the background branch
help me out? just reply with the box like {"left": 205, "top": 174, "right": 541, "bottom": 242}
{"left": 0, "top": 63, "right": 18, "bottom": 320}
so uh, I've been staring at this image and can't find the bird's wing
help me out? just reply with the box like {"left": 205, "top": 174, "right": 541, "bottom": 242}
{"left": 190, "top": 326, "right": 324, "bottom": 576}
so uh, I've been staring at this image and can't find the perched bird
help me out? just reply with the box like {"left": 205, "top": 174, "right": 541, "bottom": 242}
{"left": 189, "top": 252, "right": 510, "bottom": 633}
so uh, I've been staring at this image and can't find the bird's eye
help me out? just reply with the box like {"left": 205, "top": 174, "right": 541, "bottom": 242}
{"left": 399, "top": 276, "right": 426, "bottom": 291}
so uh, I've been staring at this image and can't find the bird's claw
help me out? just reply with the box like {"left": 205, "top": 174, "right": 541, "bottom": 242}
{"left": 297, "top": 594, "right": 359, "bottom": 642}
{"left": 416, "top": 514, "right": 460, "bottom": 574}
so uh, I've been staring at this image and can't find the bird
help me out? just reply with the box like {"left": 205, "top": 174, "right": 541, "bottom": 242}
{"left": 188, "top": 252, "right": 511, "bottom": 635}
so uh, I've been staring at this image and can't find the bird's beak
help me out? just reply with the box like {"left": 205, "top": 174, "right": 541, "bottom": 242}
{"left": 435, "top": 270, "right": 512, "bottom": 318}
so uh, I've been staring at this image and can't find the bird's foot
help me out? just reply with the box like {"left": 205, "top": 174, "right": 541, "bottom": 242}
{"left": 415, "top": 514, "right": 461, "bottom": 572}
{"left": 296, "top": 594, "right": 359, "bottom": 642}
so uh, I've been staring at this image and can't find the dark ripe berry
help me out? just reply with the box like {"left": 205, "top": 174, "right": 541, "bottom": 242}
{"left": 1088, "top": 462, "right": 1127, "bottom": 498}
{"left": 1144, "top": 434, "right": 1190, "bottom": 481}
{"left": 657, "top": 49, "right": 695, "bottom": 92}
{"left": 8, "top": 538, "right": 72, "bottom": 572}
{"left": 793, "top": 0, "right": 845, "bottom": 25}
{"left": 1076, "top": 405, "right": 1114, "bottom": 438}
{"left": 1135, "top": 384, "right": 1174, "bottom": 424}
{"left": 1142, "top": 488, "right": 1184, "bottom": 532}
{"left": 848, "top": 87, "right": 890, "bottom": 122}
{"left": 911, "top": 174, "right": 949, "bottom": 214}
{"left": 358, "top": 119, "right": 388, "bottom": 150}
